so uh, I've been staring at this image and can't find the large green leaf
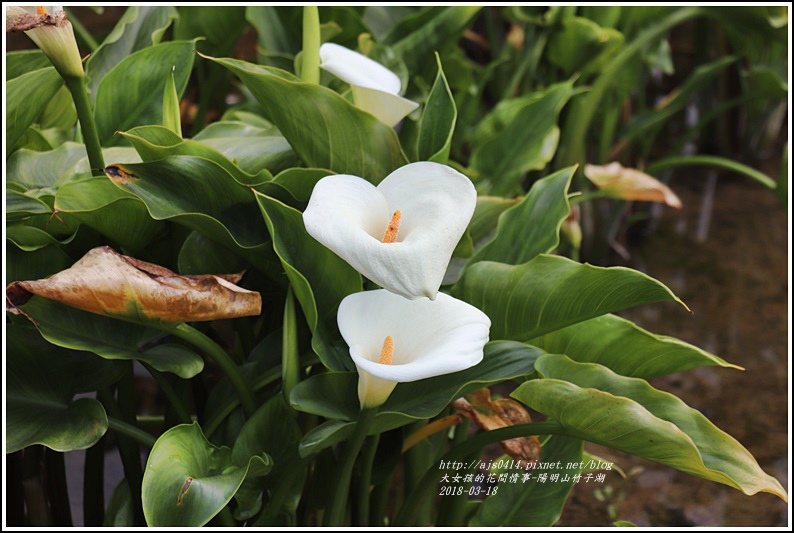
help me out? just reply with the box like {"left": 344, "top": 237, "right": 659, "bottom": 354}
{"left": 515, "top": 354, "right": 788, "bottom": 500}
{"left": 86, "top": 6, "right": 178, "bottom": 96}
{"left": 6, "top": 190, "right": 52, "bottom": 222}
{"left": 6, "top": 142, "right": 89, "bottom": 189}
{"left": 6, "top": 235, "right": 72, "bottom": 284}
{"left": 54, "top": 177, "right": 164, "bottom": 252}
{"left": 6, "top": 50, "right": 52, "bottom": 80}
{"left": 417, "top": 54, "right": 457, "bottom": 164}
{"left": 192, "top": 122, "right": 299, "bottom": 176}
{"left": 120, "top": 126, "right": 272, "bottom": 186}
{"left": 17, "top": 297, "right": 204, "bottom": 379}
{"left": 95, "top": 40, "right": 197, "bottom": 145}
{"left": 208, "top": 56, "right": 407, "bottom": 183}
{"left": 6, "top": 326, "right": 113, "bottom": 453}
{"left": 471, "top": 82, "right": 573, "bottom": 195}
{"left": 269, "top": 168, "right": 335, "bottom": 205}
{"left": 142, "top": 422, "right": 272, "bottom": 527}
{"left": 256, "top": 193, "right": 362, "bottom": 371}
{"left": 103, "top": 156, "right": 276, "bottom": 269}
{"left": 386, "top": 7, "right": 482, "bottom": 73}
{"left": 471, "top": 436, "right": 583, "bottom": 526}
{"left": 6, "top": 67, "right": 63, "bottom": 154}
{"left": 469, "top": 167, "right": 573, "bottom": 266}
{"left": 177, "top": 231, "right": 248, "bottom": 275}
{"left": 452, "top": 254, "right": 686, "bottom": 341}
{"left": 244, "top": 6, "right": 301, "bottom": 68}
{"left": 290, "top": 341, "right": 542, "bottom": 445}
{"left": 529, "top": 313, "right": 740, "bottom": 378}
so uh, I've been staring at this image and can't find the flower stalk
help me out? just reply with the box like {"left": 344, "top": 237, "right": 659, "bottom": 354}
{"left": 301, "top": 6, "right": 321, "bottom": 84}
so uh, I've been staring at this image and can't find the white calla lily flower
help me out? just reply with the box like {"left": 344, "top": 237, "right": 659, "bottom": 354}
{"left": 303, "top": 162, "right": 476, "bottom": 300}
{"left": 6, "top": 5, "right": 83, "bottom": 78}
{"left": 338, "top": 289, "right": 491, "bottom": 409}
{"left": 319, "top": 42, "right": 419, "bottom": 127}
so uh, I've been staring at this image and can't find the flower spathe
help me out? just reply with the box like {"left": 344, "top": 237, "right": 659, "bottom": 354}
{"left": 6, "top": 5, "right": 84, "bottom": 78}
{"left": 303, "top": 162, "right": 476, "bottom": 300}
{"left": 319, "top": 42, "right": 419, "bottom": 127}
{"left": 338, "top": 289, "right": 491, "bottom": 408}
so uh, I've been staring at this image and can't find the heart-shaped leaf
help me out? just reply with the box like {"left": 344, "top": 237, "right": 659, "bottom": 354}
{"left": 418, "top": 53, "right": 456, "bottom": 163}
{"left": 6, "top": 67, "right": 63, "bottom": 154}
{"left": 142, "top": 422, "right": 272, "bottom": 526}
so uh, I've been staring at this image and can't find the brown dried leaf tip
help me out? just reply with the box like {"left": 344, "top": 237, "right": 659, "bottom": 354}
{"left": 6, "top": 246, "right": 261, "bottom": 324}
{"left": 452, "top": 388, "right": 541, "bottom": 468}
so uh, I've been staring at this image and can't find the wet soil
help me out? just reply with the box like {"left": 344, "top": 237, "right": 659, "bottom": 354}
{"left": 557, "top": 175, "right": 790, "bottom": 526}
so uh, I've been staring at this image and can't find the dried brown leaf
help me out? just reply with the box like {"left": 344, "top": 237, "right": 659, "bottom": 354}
{"left": 6, "top": 246, "right": 261, "bottom": 324}
{"left": 585, "top": 162, "right": 683, "bottom": 208}
{"left": 452, "top": 388, "right": 541, "bottom": 467}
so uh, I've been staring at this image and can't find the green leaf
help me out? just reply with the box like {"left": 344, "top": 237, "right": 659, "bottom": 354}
{"left": 452, "top": 254, "right": 686, "bottom": 342}
{"left": 6, "top": 225, "right": 71, "bottom": 252}
{"left": 86, "top": 6, "right": 179, "bottom": 97}
{"left": 418, "top": 53, "right": 457, "bottom": 164}
{"left": 298, "top": 420, "right": 355, "bottom": 458}
{"left": 471, "top": 436, "right": 583, "bottom": 526}
{"left": 120, "top": 126, "right": 272, "bottom": 186}
{"left": 516, "top": 354, "right": 788, "bottom": 500}
{"left": 547, "top": 17, "right": 625, "bottom": 76}
{"left": 387, "top": 7, "right": 482, "bottom": 73}
{"left": 162, "top": 67, "right": 181, "bottom": 135}
{"left": 95, "top": 40, "right": 197, "bottom": 145}
{"left": 469, "top": 167, "right": 573, "bottom": 266}
{"left": 54, "top": 177, "right": 164, "bottom": 253}
{"left": 142, "top": 422, "right": 272, "bottom": 527}
{"left": 6, "top": 236, "right": 72, "bottom": 284}
{"left": 6, "top": 50, "right": 52, "bottom": 80}
{"left": 232, "top": 396, "right": 306, "bottom": 522}
{"left": 6, "top": 67, "right": 63, "bottom": 154}
{"left": 208, "top": 56, "right": 407, "bottom": 183}
{"left": 18, "top": 297, "right": 204, "bottom": 379}
{"left": 174, "top": 6, "right": 247, "bottom": 53}
{"left": 615, "top": 521, "right": 638, "bottom": 527}
{"left": 471, "top": 82, "right": 574, "bottom": 195}
{"left": 192, "top": 123, "right": 299, "bottom": 176}
{"left": 104, "top": 480, "right": 135, "bottom": 527}
{"left": 256, "top": 193, "right": 362, "bottom": 371}
{"left": 245, "top": 6, "right": 301, "bottom": 67}
{"left": 177, "top": 231, "right": 247, "bottom": 275}
{"left": 103, "top": 156, "right": 276, "bottom": 270}
{"left": 529, "top": 313, "right": 740, "bottom": 378}
{"left": 6, "top": 142, "right": 88, "bottom": 189}
{"left": 269, "top": 168, "right": 335, "bottom": 204}
{"left": 290, "top": 341, "right": 542, "bottom": 433}
{"left": 468, "top": 196, "right": 519, "bottom": 245}
{"left": 39, "top": 85, "right": 77, "bottom": 131}
{"left": 6, "top": 326, "right": 110, "bottom": 453}
{"left": 6, "top": 190, "right": 52, "bottom": 222}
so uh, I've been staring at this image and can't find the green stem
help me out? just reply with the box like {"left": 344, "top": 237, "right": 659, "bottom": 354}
{"left": 107, "top": 417, "right": 156, "bottom": 448}
{"left": 282, "top": 287, "right": 300, "bottom": 402}
{"left": 394, "top": 422, "right": 566, "bottom": 526}
{"left": 204, "top": 366, "right": 281, "bottom": 437}
{"left": 63, "top": 75, "right": 104, "bottom": 175}
{"left": 557, "top": 7, "right": 703, "bottom": 169}
{"left": 98, "top": 382, "right": 145, "bottom": 526}
{"left": 83, "top": 438, "right": 105, "bottom": 526}
{"left": 142, "top": 363, "right": 192, "bottom": 424}
{"left": 44, "top": 450, "right": 72, "bottom": 526}
{"left": 64, "top": 7, "right": 99, "bottom": 51}
{"left": 324, "top": 408, "right": 377, "bottom": 526}
{"left": 301, "top": 6, "right": 321, "bottom": 84}
{"left": 645, "top": 155, "right": 776, "bottom": 189}
{"left": 171, "top": 323, "right": 257, "bottom": 418}
{"left": 356, "top": 434, "right": 380, "bottom": 526}
{"left": 369, "top": 469, "right": 394, "bottom": 527}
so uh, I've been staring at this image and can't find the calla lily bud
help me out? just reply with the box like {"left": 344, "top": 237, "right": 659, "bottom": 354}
{"left": 6, "top": 246, "right": 261, "bottom": 325}
{"left": 303, "top": 162, "right": 476, "bottom": 300}
{"left": 319, "top": 42, "right": 419, "bottom": 127}
{"left": 6, "top": 6, "right": 84, "bottom": 78}
{"left": 338, "top": 289, "right": 491, "bottom": 409}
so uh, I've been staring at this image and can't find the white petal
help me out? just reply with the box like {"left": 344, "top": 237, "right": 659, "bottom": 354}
{"left": 339, "top": 290, "right": 491, "bottom": 384}
{"left": 303, "top": 163, "right": 476, "bottom": 300}
{"left": 319, "top": 42, "right": 402, "bottom": 95}
{"left": 351, "top": 85, "right": 419, "bottom": 127}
